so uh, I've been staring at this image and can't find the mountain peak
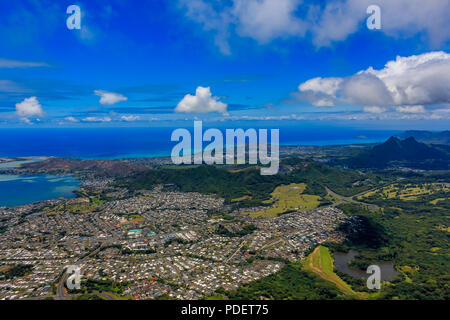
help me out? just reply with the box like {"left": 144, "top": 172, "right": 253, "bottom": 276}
{"left": 403, "top": 136, "right": 418, "bottom": 143}
{"left": 348, "top": 135, "right": 449, "bottom": 169}
{"left": 396, "top": 130, "right": 450, "bottom": 145}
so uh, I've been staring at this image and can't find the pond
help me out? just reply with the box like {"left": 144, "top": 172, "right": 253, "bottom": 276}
{"left": 333, "top": 250, "right": 399, "bottom": 281}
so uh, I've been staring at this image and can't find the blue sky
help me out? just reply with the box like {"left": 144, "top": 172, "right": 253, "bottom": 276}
{"left": 0, "top": 0, "right": 449, "bottom": 129}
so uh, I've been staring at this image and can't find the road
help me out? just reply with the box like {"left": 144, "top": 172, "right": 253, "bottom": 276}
{"left": 96, "top": 292, "right": 116, "bottom": 300}
{"left": 226, "top": 241, "right": 246, "bottom": 263}
{"left": 55, "top": 245, "right": 104, "bottom": 300}
{"left": 325, "top": 186, "right": 379, "bottom": 210}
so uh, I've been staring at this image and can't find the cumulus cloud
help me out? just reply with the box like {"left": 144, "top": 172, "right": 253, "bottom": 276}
{"left": 179, "top": 0, "right": 233, "bottom": 54}
{"left": 232, "top": 0, "right": 306, "bottom": 43}
{"left": 94, "top": 90, "right": 128, "bottom": 105}
{"left": 175, "top": 86, "right": 228, "bottom": 114}
{"left": 363, "top": 106, "right": 386, "bottom": 114}
{"left": 297, "top": 51, "right": 450, "bottom": 108}
{"left": 179, "top": 0, "right": 450, "bottom": 53}
{"left": 396, "top": 105, "right": 426, "bottom": 114}
{"left": 121, "top": 115, "right": 140, "bottom": 121}
{"left": 82, "top": 116, "right": 112, "bottom": 122}
{"left": 179, "top": 0, "right": 305, "bottom": 53}
{"left": 64, "top": 116, "right": 79, "bottom": 122}
{"left": 299, "top": 77, "right": 342, "bottom": 96}
{"left": 224, "top": 114, "right": 304, "bottom": 121}
{"left": 15, "top": 97, "right": 44, "bottom": 119}
{"left": 297, "top": 77, "right": 341, "bottom": 106}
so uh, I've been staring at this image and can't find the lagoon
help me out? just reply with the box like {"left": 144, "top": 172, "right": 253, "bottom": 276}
{"left": 0, "top": 174, "right": 80, "bottom": 207}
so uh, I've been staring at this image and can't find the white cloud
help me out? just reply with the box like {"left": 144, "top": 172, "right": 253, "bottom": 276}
{"left": 297, "top": 51, "right": 450, "bottom": 108}
{"left": 432, "top": 108, "right": 450, "bottom": 115}
{"left": 15, "top": 97, "right": 44, "bottom": 119}
{"left": 298, "top": 77, "right": 342, "bottom": 106}
{"left": 396, "top": 105, "right": 426, "bottom": 114}
{"left": 175, "top": 86, "right": 228, "bottom": 114}
{"left": 82, "top": 116, "right": 112, "bottom": 122}
{"left": 180, "top": 0, "right": 305, "bottom": 53}
{"left": 179, "top": 0, "right": 233, "bottom": 54}
{"left": 232, "top": 0, "right": 305, "bottom": 43}
{"left": 94, "top": 90, "right": 128, "bottom": 105}
{"left": 0, "top": 58, "right": 49, "bottom": 68}
{"left": 64, "top": 116, "right": 79, "bottom": 122}
{"left": 224, "top": 114, "right": 304, "bottom": 121}
{"left": 298, "top": 77, "right": 342, "bottom": 96}
{"left": 179, "top": 0, "right": 450, "bottom": 52}
{"left": 363, "top": 106, "right": 386, "bottom": 114}
{"left": 340, "top": 74, "right": 393, "bottom": 106}
{"left": 121, "top": 115, "right": 140, "bottom": 121}
{"left": 312, "top": 0, "right": 450, "bottom": 47}
{"left": 308, "top": 0, "right": 367, "bottom": 47}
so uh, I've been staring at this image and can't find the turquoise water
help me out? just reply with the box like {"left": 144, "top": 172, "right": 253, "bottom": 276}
{"left": 0, "top": 157, "right": 48, "bottom": 169}
{"left": 0, "top": 174, "right": 80, "bottom": 207}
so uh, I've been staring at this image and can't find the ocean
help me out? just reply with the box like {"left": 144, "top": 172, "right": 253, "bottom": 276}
{"left": 0, "top": 125, "right": 398, "bottom": 206}
{"left": 0, "top": 126, "right": 399, "bottom": 159}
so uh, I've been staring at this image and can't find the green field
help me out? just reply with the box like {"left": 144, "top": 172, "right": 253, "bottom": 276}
{"left": 358, "top": 183, "right": 449, "bottom": 202}
{"left": 243, "top": 183, "right": 321, "bottom": 218}
{"left": 302, "top": 246, "right": 379, "bottom": 299}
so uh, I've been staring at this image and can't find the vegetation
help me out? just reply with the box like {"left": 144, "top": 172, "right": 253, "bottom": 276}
{"left": 215, "top": 224, "right": 257, "bottom": 237}
{"left": 244, "top": 183, "right": 321, "bottom": 218}
{"left": 121, "top": 248, "right": 156, "bottom": 254}
{"left": 164, "top": 237, "right": 192, "bottom": 247}
{"left": 301, "top": 246, "right": 372, "bottom": 299}
{"left": 75, "top": 294, "right": 103, "bottom": 300}
{"left": 221, "top": 263, "right": 343, "bottom": 300}
{"left": 120, "top": 160, "right": 391, "bottom": 207}
{"left": 0, "top": 264, "right": 33, "bottom": 280}
{"left": 45, "top": 193, "right": 106, "bottom": 215}
{"left": 116, "top": 157, "right": 449, "bottom": 300}
{"left": 69, "top": 279, "right": 129, "bottom": 295}
{"left": 358, "top": 182, "right": 449, "bottom": 202}
{"left": 336, "top": 188, "right": 450, "bottom": 300}
{"left": 336, "top": 205, "right": 388, "bottom": 249}
{"left": 346, "top": 136, "right": 449, "bottom": 170}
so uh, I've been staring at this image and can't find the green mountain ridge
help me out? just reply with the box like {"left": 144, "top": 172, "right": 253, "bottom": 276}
{"left": 348, "top": 136, "right": 450, "bottom": 169}
{"left": 396, "top": 130, "right": 450, "bottom": 145}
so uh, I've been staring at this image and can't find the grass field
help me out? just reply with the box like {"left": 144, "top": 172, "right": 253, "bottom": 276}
{"left": 45, "top": 196, "right": 105, "bottom": 215}
{"left": 243, "top": 183, "right": 321, "bottom": 218}
{"left": 302, "top": 246, "right": 379, "bottom": 299}
{"left": 231, "top": 195, "right": 252, "bottom": 202}
{"left": 430, "top": 198, "right": 446, "bottom": 205}
{"left": 358, "top": 183, "right": 449, "bottom": 202}
{"left": 303, "top": 246, "right": 357, "bottom": 297}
